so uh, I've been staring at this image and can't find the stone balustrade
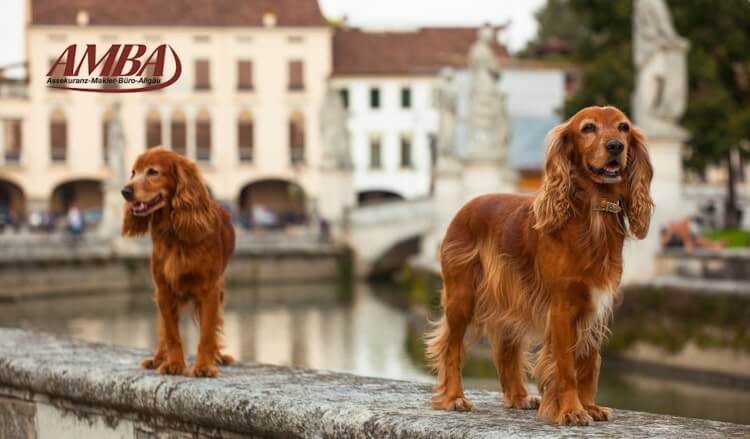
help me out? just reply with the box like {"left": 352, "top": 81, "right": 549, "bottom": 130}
{"left": 0, "top": 329, "right": 747, "bottom": 438}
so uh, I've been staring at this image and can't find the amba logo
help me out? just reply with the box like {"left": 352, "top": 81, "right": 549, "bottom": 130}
{"left": 46, "top": 44, "right": 182, "bottom": 93}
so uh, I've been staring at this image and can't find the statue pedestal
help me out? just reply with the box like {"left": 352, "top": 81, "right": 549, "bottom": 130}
{"left": 318, "top": 167, "right": 355, "bottom": 239}
{"left": 461, "top": 159, "right": 516, "bottom": 202}
{"left": 622, "top": 136, "right": 686, "bottom": 283}
{"left": 98, "top": 187, "right": 123, "bottom": 240}
{"left": 420, "top": 157, "right": 463, "bottom": 263}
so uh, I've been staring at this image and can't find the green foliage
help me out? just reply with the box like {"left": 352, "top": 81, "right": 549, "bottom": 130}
{"left": 703, "top": 228, "right": 750, "bottom": 248}
{"left": 526, "top": 0, "right": 750, "bottom": 173}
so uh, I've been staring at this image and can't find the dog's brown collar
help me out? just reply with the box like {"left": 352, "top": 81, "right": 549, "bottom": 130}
{"left": 593, "top": 200, "right": 622, "bottom": 214}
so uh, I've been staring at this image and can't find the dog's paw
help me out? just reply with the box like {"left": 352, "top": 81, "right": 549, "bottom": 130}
{"left": 140, "top": 356, "right": 164, "bottom": 370}
{"left": 584, "top": 404, "right": 612, "bottom": 421}
{"left": 503, "top": 394, "right": 541, "bottom": 410}
{"left": 216, "top": 353, "right": 235, "bottom": 365}
{"left": 432, "top": 394, "right": 474, "bottom": 411}
{"left": 191, "top": 363, "right": 219, "bottom": 378}
{"left": 156, "top": 360, "right": 186, "bottom": 376}
{"left": 556, "top": 408, "right": 594, "bottom": 426}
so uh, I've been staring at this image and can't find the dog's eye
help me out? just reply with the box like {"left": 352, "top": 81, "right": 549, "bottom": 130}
{"left": 582, "top": 123, "right": 596, "bottom": 133}
{"left": 618, "top": 122, "right": 630, "bottom": 132}
{"left": 130, "top": 170, "right": 135, "bottom": 178}
{"left": 146, "top": 168, "right": 159, "bottom": 176}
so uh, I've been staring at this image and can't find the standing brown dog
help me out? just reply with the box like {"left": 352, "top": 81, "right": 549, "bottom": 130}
{"left": 426, "top": 106, "right": 653, "bottom": 425}
{"left": 121, "top": 147, "right": 235, "bottom": 377}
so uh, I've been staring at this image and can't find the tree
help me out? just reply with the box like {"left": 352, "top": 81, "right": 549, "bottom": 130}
{"left": 525, "top": 0, "right": 750, "bottom": 228}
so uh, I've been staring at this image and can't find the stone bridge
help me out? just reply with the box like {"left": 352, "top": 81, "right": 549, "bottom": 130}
{"left": 348, "top": 197, "right": 433, "bottom": 277}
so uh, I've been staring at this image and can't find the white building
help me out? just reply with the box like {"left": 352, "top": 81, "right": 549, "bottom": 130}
{"left": 330, "top": 27, "right": 566, "bottom": 204}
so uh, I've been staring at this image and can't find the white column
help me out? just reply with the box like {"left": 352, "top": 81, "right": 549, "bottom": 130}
{"left": 622, "top": 136, "right": 686, "bottom": 283}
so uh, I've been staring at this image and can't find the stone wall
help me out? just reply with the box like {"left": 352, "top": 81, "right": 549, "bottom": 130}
{"left": 0, "top": 329, "right": 747, "bottom": 438}
{"left": 0, "top": 242, "right": 351, "bottom": 301}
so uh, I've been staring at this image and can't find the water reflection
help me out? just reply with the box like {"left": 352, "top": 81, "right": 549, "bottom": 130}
{"left": 0, "top": 283, "right": 429, "bottom": 383}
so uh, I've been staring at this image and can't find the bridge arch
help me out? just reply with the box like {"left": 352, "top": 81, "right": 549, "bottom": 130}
{"left": 368, "top": 235, "right": 422, "bottom": 279}
{"left": 237, "top": 179, "right": 307, "bottom": 229}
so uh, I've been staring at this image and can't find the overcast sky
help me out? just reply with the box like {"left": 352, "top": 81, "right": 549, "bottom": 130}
{"left": 0, "top": 0, "right": 545, "bottom": 66}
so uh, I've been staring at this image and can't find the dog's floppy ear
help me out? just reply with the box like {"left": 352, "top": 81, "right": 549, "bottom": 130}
{"left": 170, "top": 155, "right": 215, "bottom": 240}
{"left": 533, "top": 122, "right": 573, "bottom": 232}
{"left": 122, "top": 205, "right": 150, "bottom": 237}
{"left": 624, "top": 126, "right": 654, "bottom": 239}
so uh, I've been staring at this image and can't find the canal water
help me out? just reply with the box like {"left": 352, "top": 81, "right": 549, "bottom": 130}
{"left": 0, "top": 282, "right": 748, "bottom": 425}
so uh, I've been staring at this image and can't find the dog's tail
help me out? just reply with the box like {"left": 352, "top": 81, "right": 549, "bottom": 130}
{"left": 424, "top": 310, "right": 450, "bottom": 389}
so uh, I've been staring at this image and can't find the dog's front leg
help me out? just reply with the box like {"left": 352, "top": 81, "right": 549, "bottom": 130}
{"left": 141, "top": 314, "right": 168, "bottom": 369}
{"left": 155, "top": 290, "right": 187, "bottom": 375}
{"left": 192, "top": 289, "right": 221, "bottom": 377}
{"left": 576, "top": 350, "right": 612, "bottom": 421}
{"left": 539, "top": 286, "right": 594, "bottom": 426}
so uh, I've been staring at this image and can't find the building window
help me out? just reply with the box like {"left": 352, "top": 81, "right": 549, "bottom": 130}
{"left": 370, "top": 87, "right": 380, "bottom": 109}
{"left": 288, "top": 60, "right": 304, "bottom": 91}
{"left": 400, "top": 134, "right": 412, "bottom": 168}
{"left": 196, "top": 111, "right": 211, "bottom": 161}
{"left": 289, "top": 111, "right": 305, "bottom": 164}
{"left": 2, "top": 119, "right": 22, "bottom": 164}
{"left": 101, "top": 111, "right": 112, "bottom": 164}
{"left": 171, "top": 112, "right": 187, "bottom": 156}
{"left": 339, "top": 88, "right": 349, "bottom": 109}
{"left": 50, "top": 110, "right": 67, "bottom": 162}
{"left": 238, "top": 112, "right": 254, "bottom": 162}
{"left": 369, "top": 135, "right": 382, "bottom": 169}
{"left": 146, "top": 111, "right": 162, "bottom": 149}
{"left": 401, "top": 87, "right": 411, "bottom": 109}
{"left": 195, "top": 59, "right": 210, "bottom": 90}
{"left": 237, "top": 60, "right": 254, "bottom": 90}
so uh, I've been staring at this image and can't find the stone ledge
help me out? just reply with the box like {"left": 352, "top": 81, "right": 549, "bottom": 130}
{"left": 0, "top": 328, "right": 747, "bottom": 438}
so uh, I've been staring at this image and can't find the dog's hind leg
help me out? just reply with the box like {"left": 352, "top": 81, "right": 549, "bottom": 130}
{"left": 426, "top": 272, "right": 475, "bottom": 411}
{"left": 487, "top": 330, "right": 539, "bottom": 409}
{"left": 214, "top": 285, "right": 235, "bottom": 366}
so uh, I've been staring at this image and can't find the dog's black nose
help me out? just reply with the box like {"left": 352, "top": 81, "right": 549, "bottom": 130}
{"left": 606, "top": 139, "right": 624, "bottom": 155}
{"left": 121, "top": 185, "right": 134, "bottom": 201}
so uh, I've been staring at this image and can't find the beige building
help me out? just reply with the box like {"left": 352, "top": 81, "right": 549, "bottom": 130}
{"left": 0, "top": 0, "right": 332, "bottom": 226}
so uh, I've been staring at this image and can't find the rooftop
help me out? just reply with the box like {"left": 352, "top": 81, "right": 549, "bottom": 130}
{"left": 333, "top": 26, "right": 509, "bottom": 76}
{"left": 30, "top": 0, "right": 328, "bottom": 27}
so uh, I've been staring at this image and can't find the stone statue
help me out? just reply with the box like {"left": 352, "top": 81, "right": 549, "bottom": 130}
{"left": 436, "top": 67, "right": 458, "bottom": 158}
{"left": 320, "top": 85, "right": 352, "bottom": 169}
{"left": 633, "top": 0, "right": 689, "bottom": 137}
{"left": 106, "top": 102, "right": 127, "bottom": 189}
{"left": 99, "top": 101, "right": 127, "bottom": 239}
{"left": 465, "top": 25, "right": 510, "bottom": 162}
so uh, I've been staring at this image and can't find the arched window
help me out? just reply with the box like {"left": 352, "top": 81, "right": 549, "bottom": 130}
{"left": 170, "top": 110, "right": 186, "bottom": 156}
{"left": 289, "top": 111, "right": 305, "bottom": 164}
{"left": 145, "top": 110, "right": 162, "bottom": 149}
{"left": 238, "top": 111, "right": 254, "bottom": 162}
{"left": 101, "top": 109, "right": 113, "bottom": 164}
{"left": 196, "top": 109, "right": 211, "bottom": 162}
{"left": 50, "top": 109, "right": 67, "bottom": 162}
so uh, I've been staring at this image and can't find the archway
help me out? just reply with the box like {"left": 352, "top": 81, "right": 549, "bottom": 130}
{"left": 50, "top": 179, "right": 103, "bottom": 225}
{"left": 0, "top": 178, "right": 26, "bottom": 227}
{"left": 369, "top": 235, "right": 422, "bottom": 279}
{"left": 238, "top": 179, "right": 307, "bottom": 229}
{"left": 357, "top": 190, "right": 405, "bottom": 206}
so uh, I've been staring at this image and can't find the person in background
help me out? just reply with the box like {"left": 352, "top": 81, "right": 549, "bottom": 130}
{"left": 67, "top": 204, "right": 84, "bottom": 239}
{"left": 661, "top": 215, "right": 724, "bottom": 251}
